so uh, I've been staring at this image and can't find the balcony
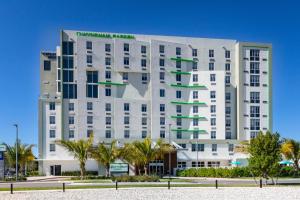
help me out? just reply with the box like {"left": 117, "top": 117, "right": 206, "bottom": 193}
{"left": 98, "top": 81, "right": 127, "bottom": 86}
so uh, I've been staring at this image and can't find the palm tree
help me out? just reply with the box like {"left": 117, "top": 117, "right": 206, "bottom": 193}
{"left": 90, "top": 140, "right": 119, "bottom": 177}
{"left": 56, "top": 135, "right": 93, "bottom": 179}
{"left": 4, "top": 140, "right": 35, "bottom": 176}
{"left": 281, "top": 139, "right": 300, "bottom": 175}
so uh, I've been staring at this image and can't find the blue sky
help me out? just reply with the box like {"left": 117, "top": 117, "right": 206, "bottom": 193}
{"left": 0, "top": 0, "right": 299, "bottom": 155}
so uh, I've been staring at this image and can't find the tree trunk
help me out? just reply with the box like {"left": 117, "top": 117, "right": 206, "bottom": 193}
{"left": 80, "top": 161, "right": 86, "bottom": 180}
{"left": 144, "top": 165, "right": 148, "bottom": 175}
{"left": 105, "top": 165, "right": 110, "bottom": 177}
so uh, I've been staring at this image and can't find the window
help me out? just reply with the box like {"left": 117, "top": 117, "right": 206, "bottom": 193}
{"left": 69, "top": 130, "right": 74, "bottom": 138}
{"left": 49, "top": 116, "right": 55, "bottom": 124}
{"left": 160, "top": 130, "right": 165, "bottom": 138}
{"left": 49, "top": 130, "right": 56, "bottom": 138}
{"left": 159, "top": 72, "right": 165, "bottom": 80}
{"left": 124, "top": 103, "right": 130, "bottom": 111}
{"left": 225, "top": 76, "right": 230, "bottom": 84}
{"left": 193, "top": 74, "right": 198, "bottom": 82}
{"left": 87, "top": 116, "right": 93, "bottom": 124}
{"left": 210, "top": 91, "right": 216, "bottom": 99}
{"left": 192, "top": 161, "right": 205, "bottom": 168}
{"left": 50, "top": 144, "right": 55, "bottom": 152}
{"left": 142, "top": 131, "right": 147, "bottom": 138}
{"left": 141, "top": 59, "right": 147, "bottom": 67}
{"left": 250, "top": 119, "right": 260, "bottom": 130}
{"left": 250, "top": 92, "right": 260, "bottom": 103}
{"left": 124, "top": 116, "right": 130, "bottom": 125}
{"left": 176, "top": 91, "right": 182, "bottom": 99}
{"left": 62, "top": 41, "right": 73, "bottom": 55}
{"left": 69, "top": 116, "right": 74, "bottom": 124}
{"left": 226, "top": 107, "right": 231, "bottom": 115}
{"left": 251, "top": 131, "right": 258, "bottom": 139}
{"left": 49, "top": 102, "right": 55, "bottom": 110}
{"left": 142, "top": 73, "right": 147, "bottom": 81}
{"left": 105, "top": 103, "right": 111, "bottom": 112}
{"left": 69, "top": 103, "right": 74, "bottom": 111}
{"left": 177, "top": 161, "right": 186, "bottom": 168}
{"left": 228, "top": 144, "right": 234, "bottom": 152}
{"left": 124, "top": 130, "right": 130, "bottom": 138}
{"left": 211, "top": 118, "right": 216, "bottom": 126}
{"left": 250, "top": 106, "right": 260, "bottom": 117}
{"left": 159, "top": 58, "right": 165, "bottom": 67}
{"left": 141, "top": 104, "right": 147, "bottom": 112}
{"left": 192, "top": 144, "right": 205, "bottom": 152}
{"left": 87, "top": 55, "right": 93, "bottom": 64}
{"left": 63, "top": 70, "right": 74, "bottom": 82}
{"left": 105, "top": 44, "right": 111, "bottom": 52}
{"left": 160, "top": 104, "right": 165, "bottom": 112}
{"left": 159, "top": 45, "right": 165, "bottom": 53}
{"left": 62, "top": 56, "right": 74, "bottom": 69}
{"left": 124, "top": 57, "right": 129, "bottom": 65}
{"left": 176, "top": 74, "right": 181, "bottom": 82}
{"left": 177, "top": 118, "right": 182, "bottom": 126}
{"left": 106, "top": 117, "right": 111, "bottom": 125}
{"left": 208, "top": 161, "right": 220, "bottom": 167}
{"left": 87, "top": 130, "right": 93, "bottom": 137}
{"left": 250, "top": 62, "right": 260, "bottom": 74}
{"left": 87, "top": 102, "right": 93, "bottom": 110}
{"left": 176, "top": 47, "right": 181, "bottom": 55}
{"left": 210, "top": 105, "right": 216, "bottom": 113}
{"left": 177, "top": 131, "right": 182, "bottom": 139}
{"left": 176, "top": 60, "right": 181, "bottom": 68}
{"left": 225, "top": 92, "right": 231, "bottom": 101}
{"left": 226, "top": 119, "right": 231, "bottom": 127}
{"left": 193, "top": 118, "right": 198, "bottom": 126}
{"left": 141, "top": 45, "right": 147, "bottom": 54}
{"left": 209, "top": 62, "right": 214, "bottom": 71}
{"left": 209, "top": 49, "right": 214, "bottom": 58}
{"left": 210, "top": 74, "right": 216, "bottom": 82}
{"left": 105, "top": 130, "right": 111, "bottom": 138}
{"left": 105, "top": 57, "right": 111, "bottom": 66}
{"left": 250, "top": 49, "right": 260, "bottom": 61}
{"left": 192, "top": 49, "right": 198, "bottom": 57}
{"left": 86, "top": 71, "right": 98, "bottom": 98}
{"left": 193, "top": 106, "right": 198, "bottom": 113}
{"left": 193, "top": 91, "right": 198, "bottom": 99}
{"left": 44, "top": 60, "right": 51, "bottom": 71}
{"left": 193, "top": 61, "right": 198, "bottom": 70}
{"left": 211, "top": 131, "right": 216, "bottom": 139}
{"left": 160, "top": 117, "right": 165, "bottom": 125}
{"left": 225, "top": 50, "right": 230, "bottom": 58}
{"left": 160, "top": 89, "right": 165, "bottom": 97}
{"left": 176, "top": 105, "right": 182, "bottom": 113}
{"left": 86, "top": 41, "right": 92, "bottom": 50}
{"left": 212, "top": 144, "right": 217, "bottom": 152}
{"left": 63, "top": 83, "right": 77, "bottom": 99}
{"left": 225, "top": 63, "right": 231, "bottom": 71}
{"left": 105, "top": 88, "right": 111, "bottom": 96}
{"left": 123, "top": 72, "right": 128, "bottom": 81}
{"left": 105, "top": 71, "right": 111, "bottom": 79}
{"left": 178, "top": 144, "right": 186, "bottom": 148}
{"left": 193, "top": 132, "right": 198, "bottom": 139}
{"left": 142, "top": 117, "right": 147, "bottom": 125}
{"left": 124, "top": 43, "right": 129, "bottom": 52}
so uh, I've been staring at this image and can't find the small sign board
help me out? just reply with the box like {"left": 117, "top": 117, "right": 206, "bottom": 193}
{"left": 0, "top": 145, "right": 6, "bottom": 152}
{"left": 110, "top": 163, "right": 128, "bottom": 173}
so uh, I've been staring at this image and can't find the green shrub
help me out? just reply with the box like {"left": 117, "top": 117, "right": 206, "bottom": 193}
{"left": 70, "top": 175, "right": 110, "bottom": 180}
{"left": 112, "top": 175, "right": 160, "bottom": 182}
{"left": 4, "top": 176, "right": 27, "bottom": 181}
{"left": 61, "top": 171, "right": 98, "bottom": 176}
{"left": 26, "top": 171, "right": 40, "bottom": 177}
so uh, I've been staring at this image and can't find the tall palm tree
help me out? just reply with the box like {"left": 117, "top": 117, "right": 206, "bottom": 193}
{"left": 4, "top": 140, "right": 35, "bottom": 175}
{"left": 56, "top": 135, "right": 93, "bottom": 179}
{"left": 281, "top": 139, "right": 300, "bottom": 174}
{"left": 90, "top": 140, "right": 119, "bottom": 177}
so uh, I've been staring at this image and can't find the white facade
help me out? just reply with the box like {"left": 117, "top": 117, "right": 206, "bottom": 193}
{"left": 38, "top": 30, "right": 272, "bottom": 175}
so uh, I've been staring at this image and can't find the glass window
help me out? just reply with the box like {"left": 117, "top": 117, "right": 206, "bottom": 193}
{"left": 225, "top": 63, "right": 230, "bottom": 71}
{"left": 176, "top": 91, "right": 182, "bottom": 99}
{"left": 226, "top": 119, "right": 231, "bottom": 127}
{"left": 226, "top": 132, "right": 232, "bottom": 139}
{"left": 177, "top": 131, "right": 182, "bottom": 139}
{"left": 49, "top": 116, "right": 55, "bottom": 124}
{"left": 160, "top": 89, "right": 165, "bottom": 97}
{"left": 141, "top": 45, "right": 147, "bottom": 54}
{"left": 225, "top": 76, "right": 230, "bottom": 84}
{"left": 159, "top": 58, "right": 165, "bottom": 67}
{"left": 106, "top": 117, "right": 111, "bottom": 125}
{"left": 105, "top": 57, "right": 111, "bottom": 66}
{"left": 105, "top": 44, "right": 111, "bottom": 52}
{"left": 142, "top": 117, "right": 147, "bottom": 125}
{"left": 193, "top": 91, "right": 198, "bottom": 99}
{"left": 250, "top": 62, "right": 260, "bottom": 74}
{"left": 124, "top": 43, "right": 129, "bottom": 52}
{"left": 62, "top": 41, "right": 73, "bottom": 55}
{"left": 228, "top": 144, "right": 234, "bottom": 152}
{"left": 87, "top": 116, "right": 93, "bottom": 124}
{"left": 87, "top": 55, "right": 93, "bottom": 64}
{"left": 69, "top": 103, "right": 74, "bottom": 111}
{"left": 105, "top": 88, "right": 111, "bottom": 96}
{"left": 210, "top": 74, "right": 216, "bottom": 82}
{"left": 192, "top": 144, "right": 205, "bottom": 152}
{"left": 212, "top": 144, "right": 217, "bottom": 152}
{"left": 192, "top": 49, "right": 198, "bottom": 57}
{"left": 251, "top": 131, "right": 258, "bottom": 139}
{"left": 142, "top": 131, "right": 147, "bottom": 138}
{"left": 160, "top": 117, "right": 165, "bottom": 125}
{"left": 63, "top": 70, "right": 74, "bottom": 82}
{"left": 193, "top": 132, "right": 198, "bottom": 139}
{"left": 176, "top": 74, "right": 181, "bottom": 82}
{"left": 50, "top": 144, "right": 55, "bottom": 152}
{"left": 142, "top": 73, "right": 147, "bottom": 81}
{"left": 44, "top": 60, "right": 51, "bottom": 71}
{"left": 49, "top": 130, "right": 56, "bottom": 138}
{"left": 124, "top": 116, "right": 130, "bottom": 124}
{"left": 192, "top": 61, "right": 198, "bottom": 70}
{"left": 124, "top": 130, "right": 130, "bottom": 138}
{"left": 193, "top": 74, "right": 198, "bottom": 82}
{"left": 225, "top": 50, "right": 230, "bottom": 58}
{"left": 250, "top": 49, "right": 260, "bottom": 61}
{"left": 159, "top": 72, "right": 165, "bottom": 80}
{"left": 105, "top": 103, "right": 111, "bottom": 111}
{"left": 211, "top": 118, "right": 216, "bottom": 126}
{"left": 86, "top": 71, "right": 98, "bottom": 98}
{"left": 211, "top": 131, "right": 216, "bottom": 139}
{"left": 105, "top": 71, "right": 111, "bottom": 79}
{"left": 124, "top": 57, "right": 129, "bottom": 65}
{"left": 176, "top": 118, "right": 182, "bottom": 126}
{"left": 250, "top": 106, "right": 260, "bottom": 117}
{"left": 209, "top": 62, "right": 214, "bottom": 71}
{"left": 250, "top": 118, "right": 260, "bottom": 130}
{"left": 176, "top": 105, "right": 182, "bottom": 113}
{"left": 141, "top": 59, "right": 147, "bottom": 67}
{"left": 176, "top": 60, "right": 181, "bottom": 68}
{"left": 176, "top": 47, "right": 181, "bottom": 55}
{"left": 177, "top": 161, "right": 186, "bottom": 168}
{"left": 141, "top": 104, "right": 147, "bottom": 112}
{"left": 209, "top": 49, "right": 214, "bottom": 58}
{"left": 123, "top": 72, "right": 128, "bottom": 81}
{"left": 160, "top": 104, "right": 165, "bottom": 112}
{"left": 86, "top": 41, "right": 92, "bottom": 50}
{"left": 49, "top": 102, "right": 55, "bottom": 110}
{"left": 226, "top": 92, "right": 231, "bottom": 101}
{"left": 159, "top": 45, "right": 165, "bottom": 53}
{"left": 193, "top": 106, "right": 198, "bottom": 113}
{"left": 250, "top": 92, "right": 260, "bottom": 103}
{"left": 226, "top": 107, "right": 231, "bottom": 115}
{"left": 69, "top": 130, "right": 74, "bottom": 138}
{"left": 62, "top": 56, "right": 74, "bottom": 69}
{"left": 124, "top": 103, "right": 130, "bottom": 111}
{"left": 193, "top": 118, "right": 198, "bottom": 126}
{"left": 210, "top": 91, "right": 216, "bottom": 99}
{"left": 210, "top": 105, "right": 216, "bottom": 113}
{"left": 69, "top": 116, "right": 74, "bottom": 124}
{"left": 87, "top": 130, "right": 93, "bottom": 137}
{"left": 160, "top": 130, "right": 165, "bottom": 138}
{"left": 106, "top": 130, "right": 111, "bottom": 138}
{"left": 87, "top": 102, "right": 93, "bottom": 110}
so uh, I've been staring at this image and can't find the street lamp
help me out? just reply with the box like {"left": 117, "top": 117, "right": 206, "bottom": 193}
{"left": 168, "top": 123, "right": 172, "bottom": 179}
{"left": 13, "top": 124, "right": 18, "bottom": 181}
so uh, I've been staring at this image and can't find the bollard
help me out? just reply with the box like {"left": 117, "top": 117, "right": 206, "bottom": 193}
{"left": 215, "top": 180, "right": 218, "bottom": 189}
{"left": 260, "top": 178, "right": 262, "bottom": 188}
{"left": 10, "top": 183, "right": 13, "bottom": 194}
{"left": 116, "top": 181, "right": 118, "bottom": 190}
{"left": 168, "top": 181, "right": 170, "bottom": 189}
{"left": 63, "top": 182, "right": 65, "bottom": 192}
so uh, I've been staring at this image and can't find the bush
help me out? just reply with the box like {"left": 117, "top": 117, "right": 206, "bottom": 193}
{"left": 26, "top": 171, "right": 40, "bottom": 177}
{"left": 70, "top": 175, "right": 110, "bottom": 180}
{"left": 61, "top": 171, "right": 98, "bottom": 176}
{"left": 4, "top": 176, "right": 27, "bottom": 181}
{"left": 112, "top": 175, "right": 160, "bottom": 182}
{"left": 278, "top": 166, "right": 295, "bottom": 177}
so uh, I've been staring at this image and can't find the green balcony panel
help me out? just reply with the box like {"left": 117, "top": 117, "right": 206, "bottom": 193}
{"left": 170, "top": 84, "right": 206, "bottom": 89}
{"left": 171, "top": 115, "right": 206, "bottom": 120}
{"left": 170, "top": 57, "right": 197, "bottom": 63}
{"left": 170, "top": 101, "right": 206, "bottom": 105}
{"left": 170, "top": 71, "right": 191, "bottom": 75}
{"left": 171, "top": 129, "right": 207, "bottom": 133}
{"left": 98, "top": 82, "right": 127, "bottom": 86}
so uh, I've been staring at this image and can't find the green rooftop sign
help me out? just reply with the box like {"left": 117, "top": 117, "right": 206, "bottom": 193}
{"left": 76, "top": 32, "right": 135, "bottom": 39}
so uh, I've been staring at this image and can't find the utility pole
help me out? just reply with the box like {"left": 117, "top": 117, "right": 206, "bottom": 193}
{"left": 13, "top": 124, "right": 18, "bottom": 182}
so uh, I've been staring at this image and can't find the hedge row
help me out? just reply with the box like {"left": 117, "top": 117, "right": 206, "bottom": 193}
{"left": 112, "top": 175, "right": 160, "bottom": 182}
{"left": 61, "top": 171, "right": 98, "bottom": 176}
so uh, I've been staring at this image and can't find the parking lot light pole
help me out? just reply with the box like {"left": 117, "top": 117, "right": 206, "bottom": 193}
{"left": 13, "top": 124, "right": 18, "bottom": 182}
